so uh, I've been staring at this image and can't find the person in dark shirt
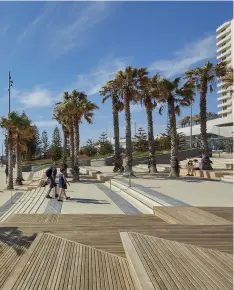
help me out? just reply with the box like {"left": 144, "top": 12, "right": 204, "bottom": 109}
{"left": 5, "top": 164, "right": 8, "bottom": 184}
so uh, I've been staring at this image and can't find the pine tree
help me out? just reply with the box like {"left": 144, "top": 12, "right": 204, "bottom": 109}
{"left": 26, "top": 125, "right": 41, "bottom": 159}
{"left": 81, "top": 139, "right": 97, "bottom": 157}
{"left": 133, "top": 127, "right": 148, "bottom": 152}
{"left": 50, "top": 126, "right": 62, "bottom": 161}
{"left": 98, "top": 132, "right": 113, "bottom": 155}
{"left": 41, "top": 130, "right": 50, "bottom": 158}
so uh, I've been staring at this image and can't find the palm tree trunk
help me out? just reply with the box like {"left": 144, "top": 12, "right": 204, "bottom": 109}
{"left": 15, "top": 143, "right": 23, "bottom": 185}
{"left": 69, "top": 123, "right": 75, "bottom": 169}
{"left": 200, "top": 83, "right": 212, "bottom": 170}
{"left": 73, "top": 120, "right": 79, "bottom": 182}
{"left": 146, "top": 105, "right": 157, "bottom": 173}
{"left": 168, "top": 97, "right": 180, "bottom": 177}
{"left": 123, "top": 91, "right": 133, "bottom": 175}
{"left": 7, "top": 130, "right": 14, "bottom": 190}
{"left": 112, "top": 97, "right": 121, "bottom": 170}
{"left": 62, "top": 128, "right": 67, "bottom": 163}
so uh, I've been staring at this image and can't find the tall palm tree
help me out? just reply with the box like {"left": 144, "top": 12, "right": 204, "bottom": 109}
{"left": 114, "top": 66, "right": 146, "bottom": 175}
{"left": 100, "top": 80, "right": 124, "bottom": 171}
{"left": 185, "top": 61, "right": 227, "bottom": 170}
{"left": 15, "top": 113, "right": 35, "bottom": 185}
{"left": 137, "top": 74, "right": 160, "bottom": 173}
{"left": 0, "top": 114, "right": 16, "bottom": 189}
{"left": 180, "top": 116, "right": 190, "bottom": 128}
{"left": 157, "top": 77, "right": 195, "bottom": 177}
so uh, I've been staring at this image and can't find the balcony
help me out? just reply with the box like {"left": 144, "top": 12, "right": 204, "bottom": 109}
{"left": 218, "top": 107, "right": 232, "bottom": 115}
{"left": 217, "top": 49, "right": 231, "bottom": 60}
{"left": 217, "top": 35, "right": 231, "bottom": 47}
{"left": 216, "top": 28, "right": 231, "bottom": 40}
{"left": 217, "top": 42, "right": 231, "bottom": 54}
{"left": 217, "top": 95, "right": 232, "bottom": 101}
{"left": 217, "top": 86, "right": 233, "bottom": 94}
{"left": 216, "top": 21, "right": 231, "bottom": 33}
{"left": 217, "top": 100, "right": 232, "bottom": 108}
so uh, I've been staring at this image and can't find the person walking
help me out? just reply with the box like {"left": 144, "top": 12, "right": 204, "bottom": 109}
{"left": 45, "top": 166, "right": 58, "bottom": 199}
{"left": 5, "top": 164, "right": 8, "bottom": 184}
{"left": 58, "top": 168, "right": 70, "bottom": 202}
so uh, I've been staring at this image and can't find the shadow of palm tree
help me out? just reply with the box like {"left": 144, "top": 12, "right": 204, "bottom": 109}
{"left": 0, "top": 227, "right": 37, "bottom": 256}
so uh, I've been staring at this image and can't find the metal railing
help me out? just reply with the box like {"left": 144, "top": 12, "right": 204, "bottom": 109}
{"left": 31, "top": 164, "right": 51, "bottom": 173}
{"left": 109, "top": 172, "right": 133, "bottom": 190}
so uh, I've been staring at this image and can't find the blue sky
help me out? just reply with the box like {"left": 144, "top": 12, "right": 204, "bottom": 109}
{"left": 0, "top": 1, "right": 232, "bottom": 145}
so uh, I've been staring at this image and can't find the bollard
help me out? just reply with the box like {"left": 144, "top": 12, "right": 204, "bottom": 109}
{"left": 110, "top": 179, "right": 112, "bottom": 190}
{"left": 129, "top": 172, "right": 132, "bottom": 187}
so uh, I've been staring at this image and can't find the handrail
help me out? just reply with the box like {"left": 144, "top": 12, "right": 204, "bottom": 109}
{"left": 109, "top": 171, "right": 134, "bottom": 190}
{"left": 31, "top": 164, "right": 51, "bottom": 173}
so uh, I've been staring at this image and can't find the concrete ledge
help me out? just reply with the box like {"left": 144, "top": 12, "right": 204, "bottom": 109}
{"left": 180, "top": 168, "right": 233, "bottom": 179}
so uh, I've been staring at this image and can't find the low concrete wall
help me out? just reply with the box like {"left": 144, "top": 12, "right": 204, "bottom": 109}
{"left": 132, "top": 148, "right": 212, "bottom": 166}
{"left": 89, "top": 149, "right": 212, "bottom": 167}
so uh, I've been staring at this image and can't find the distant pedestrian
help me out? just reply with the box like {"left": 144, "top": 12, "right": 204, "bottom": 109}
{"left": 58, "top": 168, "right": 70, "bottom": 202}
{"left": 5, "top": 164, "right": 8, "bottom": 184}
{"left": 45, "top": 166, "right": 58, "bottom": 199}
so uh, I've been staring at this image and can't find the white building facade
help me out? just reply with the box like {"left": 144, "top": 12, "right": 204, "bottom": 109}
{"left": 216, "top": 19, "right": 233, "bottom": 117}
{"left": 177, "top": 19, "right": 233, "bottom": 144}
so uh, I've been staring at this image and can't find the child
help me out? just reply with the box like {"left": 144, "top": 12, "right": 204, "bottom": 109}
{"left": 58, "top": 168, "right": 70, "bottom": 202}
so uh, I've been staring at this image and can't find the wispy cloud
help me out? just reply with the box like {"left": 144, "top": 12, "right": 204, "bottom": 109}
{"left": 33, "top": 120, "right": 57, "bottom": 128}
{"left": 149, "top": 35, "right": 216, "bottom": 77}
{"left": 12, "top": 87, "right": 58, "bottom": 108}
{"left": 50, "top": 2, "right": 111, "bottom": 57}
{"left": 75, "top": 56, "right": 128, "bottom": 96}
{"left": 17, "top": 2, "right": 57, "bottom": 43}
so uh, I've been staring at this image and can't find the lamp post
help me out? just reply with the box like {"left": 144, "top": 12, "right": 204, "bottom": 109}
{"left": 8, "top": 71, "right": 13, "bottom": 115}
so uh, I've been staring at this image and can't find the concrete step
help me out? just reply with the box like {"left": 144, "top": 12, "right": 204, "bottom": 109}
{"left": 105, "top": 179, "right": 165, "bottom": 213}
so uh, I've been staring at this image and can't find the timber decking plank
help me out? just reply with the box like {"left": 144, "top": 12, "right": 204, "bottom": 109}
{"left": 121, "top": 232, "right": 233, "bottom": 290}
{"left": 0, "top": 214, "right": 232, "bottom": 256}
{"left": 197, "top": 207, "right": 233, "bottom": 222}
{"left": 153, "top": 206, "right": 232, "bottom": 225}
{"left": 3, "top": 233, "right": 136, "bottom": 290}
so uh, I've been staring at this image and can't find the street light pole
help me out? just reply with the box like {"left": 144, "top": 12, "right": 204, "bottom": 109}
{"left": 8, "top": 71, "right": 13, "bottom": 115}
{"left": 190, "top": 103, "right": 193, "bottom": 148}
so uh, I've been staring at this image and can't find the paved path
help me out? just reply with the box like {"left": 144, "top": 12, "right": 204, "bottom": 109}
{"left": 86, "top": 166, "right": 233, "bottom": 207}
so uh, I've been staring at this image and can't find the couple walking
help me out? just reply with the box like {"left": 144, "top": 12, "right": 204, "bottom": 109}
{"left": 46, "top": 163, "right": 70, "bottom": 202}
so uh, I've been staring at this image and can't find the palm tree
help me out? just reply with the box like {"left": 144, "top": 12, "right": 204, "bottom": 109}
{"left": 114, "top": 66, "right": 146, "bottom": 175}
{"left": 100, "top": 80, "right": 124, "bottom": 171}
{"left": 15, "top": 113, "right": 35, "bottom": 185}
{"left": 157, "top": 77, "right": 195, "bottom": 177}
{"left": 137, "top": 74, "right": 160, "bottom": 173}
{"left": 193, "top": 114, "right": 201, "bottom": 125}
{"left": 185, "top": 61, "right": 227, "bottom": 170}
{"left": 180, "top": 116, "right": 190, "bottom": 128}
{"left": 0, "top": 114, "right": 16, "bottom": 189}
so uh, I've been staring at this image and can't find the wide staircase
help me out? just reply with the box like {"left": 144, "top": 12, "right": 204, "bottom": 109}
{"left": 0, "top": 207, "right": 232, "bottom": 289}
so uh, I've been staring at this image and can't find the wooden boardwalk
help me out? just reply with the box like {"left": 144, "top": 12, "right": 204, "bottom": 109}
{"left": 2, "top": 233, "right": 136, "bottom": 290}
{"left": 121, "top": 232, "right": 233, "bottom": 290}
{"left": 197, "top": 207, "right": 233, "bottom": 222}
{"left": 1, "top": 214, "right": 233, "bottom": 256}
{"left": 0, "top": 231, "right": 36, "bottom": 289}
{"left": 153, "top": 206, "right": 233, "bottom": 225}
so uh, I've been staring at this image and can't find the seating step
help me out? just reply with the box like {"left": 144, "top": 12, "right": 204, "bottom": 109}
{"left": 2, "top": 233, "right": 136, "bottom": 290}
{"left": 120, "top": 232, "right": 233, "bottom": 290}
{"left": 153, "top": 206, "right": 232, "bottom": 225}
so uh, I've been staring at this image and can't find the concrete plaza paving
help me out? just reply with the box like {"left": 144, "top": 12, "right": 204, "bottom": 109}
{"left": 0, "top": 165, "right": 232, "bottom": 220}
{"left": 86, "top": 165, "right": 233, "bottom": 207}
